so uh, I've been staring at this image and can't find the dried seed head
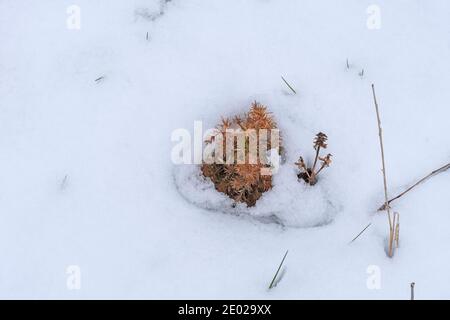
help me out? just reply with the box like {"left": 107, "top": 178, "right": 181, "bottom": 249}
{"left": 319, "top": 153, "right": 332, "bottom": 167}
{"left": 219, "top": 117, "right": 231, "bottom": 131}
{"left": 234, "top": 115, "right": 246, "bottom": 130}
{"left": 295, "top": 156, "right": 307, "bottom": 170}
{"left": 201, "top": 102, "right": 280, "bottom": 207}
{"left": 314, "top": 132, "right": 328, "bottom": 149}
{"left": 246, "top": 101, "right": 276, "bottom": 129}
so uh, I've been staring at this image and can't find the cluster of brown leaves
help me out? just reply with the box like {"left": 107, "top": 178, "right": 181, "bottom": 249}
{"left": 201, "top": 102, "right": 280, "bottom": 207}
{"left": 295, "top": 132, "right": 332, "bottom": 185}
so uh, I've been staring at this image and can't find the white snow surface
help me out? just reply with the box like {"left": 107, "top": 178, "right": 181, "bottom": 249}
{"left": 1, "top": 0, "right": 449, "bottom": 299}
{"left": 174, "top": 163, "right": 336, "bottom": 228}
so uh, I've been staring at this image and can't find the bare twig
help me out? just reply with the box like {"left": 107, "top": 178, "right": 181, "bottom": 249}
{"left": 268, "top": 250, "right": 288, "bottom": 289}
{"left": 378, "top": 162, "right": 450, "bottom": 211}
{"left": 281, "top": 76, "right": 297, "bottom": 94}
{"left": 349, "top": 223, "right": 372, "bottom": 244}
{"left": 372, "top": 84, "right": 394, "bottom": 257}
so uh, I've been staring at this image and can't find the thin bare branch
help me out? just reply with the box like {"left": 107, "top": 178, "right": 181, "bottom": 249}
{"left": 378, "top": 162, "right": 450, "bottom": 211}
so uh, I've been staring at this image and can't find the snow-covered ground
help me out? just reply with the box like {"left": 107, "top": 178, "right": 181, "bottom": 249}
{"left": 1, "top": 0, "right": 449, "bottom": 299}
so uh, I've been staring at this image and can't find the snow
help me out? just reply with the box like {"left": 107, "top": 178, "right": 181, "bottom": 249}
{"left": 0, "top": 0, "right": 449, "bottom": 299}
{"left": 174, "top": 163, "right": 336, "bottom": 227}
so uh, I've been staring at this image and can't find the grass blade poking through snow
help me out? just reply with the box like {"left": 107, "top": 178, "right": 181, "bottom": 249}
{"left": 268, "top": 250, "right": 288, "bottom": 290}
{"left": 281, "top": 76, "right": 297, "bottom": 94}
{"left": 349, "top": 223, "right": 372, "bottom": 244}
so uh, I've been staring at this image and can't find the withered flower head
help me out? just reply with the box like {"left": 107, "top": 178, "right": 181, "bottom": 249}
{"left": 314, "top": 132, "right": 328, "bottom": 149}
{"left": 201, "top": 102, "right": 280, "bottom": 207}
{"left": 233, "top": 115, "right": 247, "bottom": 130}
{"left": 246, "top": 101, "right": 276, "bottom": 129}
{"left": 319, "top": 153, "right": 332, "bottom": 167}
{"left": 219, "top": 117, "right": 231, "bottom": 131}
{"left": 295, "top": 156, "right": 307, "bottom": 170}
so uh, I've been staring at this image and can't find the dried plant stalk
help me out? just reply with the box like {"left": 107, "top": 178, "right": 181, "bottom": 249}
{"left": 296, "top": 132, "right": 332, "bottom": 186}
{"left": 394, "top": 212, "right": 400, "bottom": 248}
{"left": 371, "top": 84, "right": 395, "bottom": 257}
